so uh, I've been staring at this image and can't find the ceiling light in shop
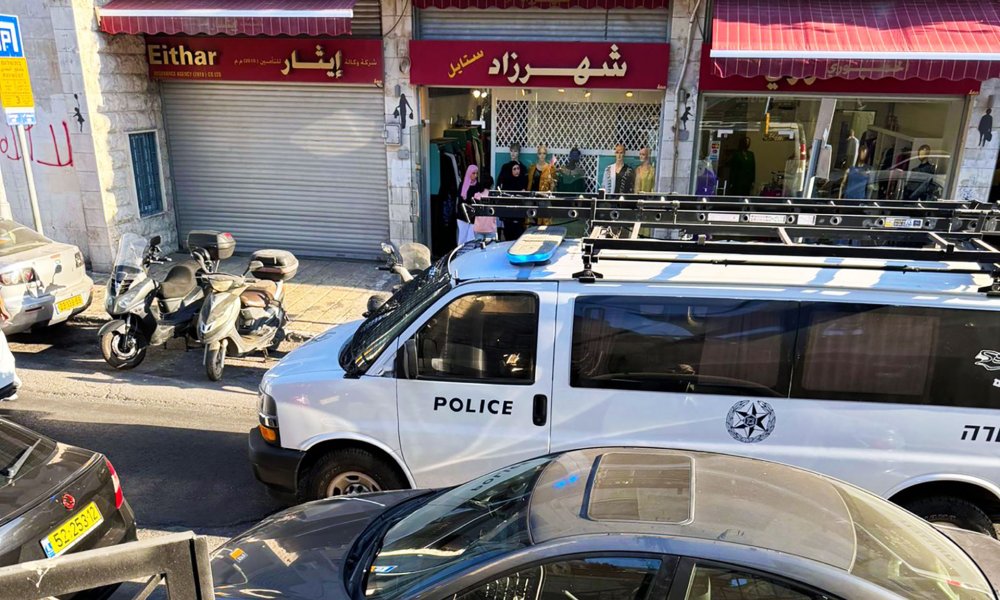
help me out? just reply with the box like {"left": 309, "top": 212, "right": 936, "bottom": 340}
{"left": 625, "top": 91, "right": 634, "bottom": 98}
{"left": 584, "top": 91, "right": 592, "bottom": 98}
{"left": 472, "top": 89, "right": 482, "bottom": 98}
{"left": 558, "top": 88, "right": 565, "bottom": 93}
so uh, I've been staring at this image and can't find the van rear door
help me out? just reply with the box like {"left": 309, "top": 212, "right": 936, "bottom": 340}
{"left": 395, "top": 282, "right": 557, "bottom": 488}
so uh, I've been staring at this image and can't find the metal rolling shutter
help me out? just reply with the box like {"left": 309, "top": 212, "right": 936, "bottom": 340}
{"left": 161, "top": 82, "right": 389, "bottom": 260}
{"left": 351, "top": 0, "right": 384, "bottom": 37}
{"left": 417, "top": 8, "right": 669, "bottom": 42}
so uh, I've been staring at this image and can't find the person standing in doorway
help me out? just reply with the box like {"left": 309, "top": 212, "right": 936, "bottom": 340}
{"left": 456, "top": 165, "right": 485, "bottom": 245}
{"left": 726, "top": 136, "right": 756, "bottom": 196}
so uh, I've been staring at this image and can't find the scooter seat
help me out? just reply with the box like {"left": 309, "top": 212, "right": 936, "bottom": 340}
{"left": 240, "top": 280, "right": 279, "bottom": 308}
{"left": 240, "top": 291, "right": 269, "bottom": 309}
{"left": 158, "top": 261, "right": 199, "bottom": 300}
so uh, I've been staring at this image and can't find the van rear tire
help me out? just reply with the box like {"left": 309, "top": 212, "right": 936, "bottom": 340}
{"left": 302, "top": 448, "right": 405, "bottom": 502}
{"left": 902, "top": 496, "right": 996, "bottom": 538}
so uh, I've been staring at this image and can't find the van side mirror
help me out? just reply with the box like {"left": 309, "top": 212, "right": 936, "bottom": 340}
{"left": 400, "top": 338, "right": 418, "bottom": 379}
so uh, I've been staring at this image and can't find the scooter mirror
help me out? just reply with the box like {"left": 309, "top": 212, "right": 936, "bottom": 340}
{"left": 150, "top": 235, "right": 162, "bottom": 247}
{"left": 380, "top": 242, "right": 394, "bottom": 255}
{"left": 247, "top": 260, "right": 265, "bottom": 272}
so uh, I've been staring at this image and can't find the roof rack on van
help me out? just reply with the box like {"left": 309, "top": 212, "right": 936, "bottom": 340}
{"left": 464, "top": 192, "right": 1000, "bottom": 293}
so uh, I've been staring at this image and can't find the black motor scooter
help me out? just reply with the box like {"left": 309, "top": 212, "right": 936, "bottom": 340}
{"left": 99, "top": 232, "right": 217, "bottom": 369}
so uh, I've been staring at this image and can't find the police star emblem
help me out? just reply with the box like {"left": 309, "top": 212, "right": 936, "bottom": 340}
{"left": 726, "top": 399, "right": 777, "bottom": 443}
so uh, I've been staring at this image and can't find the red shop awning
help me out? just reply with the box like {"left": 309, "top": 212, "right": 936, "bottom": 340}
{"left": 710, "top": 0, "right": 1000, "bottom": 81}
{"left": 413, "top": 0, "right": 666, "bottom": 10}
{"left": 98, "top": 0, "right": 356, "bottom": 36}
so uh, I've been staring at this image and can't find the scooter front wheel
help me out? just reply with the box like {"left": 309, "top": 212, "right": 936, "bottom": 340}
{"left": 205, "top": 342, "right": 226, "bottom": 381}
{"left": 100, "top": 328, "right": 148, "bottom": 370}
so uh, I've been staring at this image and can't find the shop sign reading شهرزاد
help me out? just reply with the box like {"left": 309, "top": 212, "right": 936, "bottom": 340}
{"left": 145, "top": 36, "right": 384, "bottom": 86}
{"left": 409, "top": 40, "right": 669, "bottom": 90}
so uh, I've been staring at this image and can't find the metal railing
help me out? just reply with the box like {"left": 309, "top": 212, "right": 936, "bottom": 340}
{"left": 0, "top": 532, "right": 214, "bottom": 600}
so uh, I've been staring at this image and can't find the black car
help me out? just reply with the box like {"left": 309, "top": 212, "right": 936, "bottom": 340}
{"left": 212, "top": 447, "right": 1000, "bottom": 600}
{"left": 0, "top": 417, "right": 137, "bottom": 571}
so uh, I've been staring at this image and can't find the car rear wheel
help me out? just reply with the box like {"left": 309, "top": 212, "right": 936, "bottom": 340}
{"left": 302, "top": 448, "right": 405, "bottom": 502}
{"left": 902, "top": 496, "right": 996, "bottom": 538}
{"left": 100, "top": 328, "right": 147, "bottom": 370}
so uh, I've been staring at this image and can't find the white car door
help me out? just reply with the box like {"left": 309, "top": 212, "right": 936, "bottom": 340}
{"left": 395, "top": 281, "right": 557, "bottom": 488}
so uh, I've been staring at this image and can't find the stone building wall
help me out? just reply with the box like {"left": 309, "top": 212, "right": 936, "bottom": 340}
{"left": 955, "top": 79, "right": 1000, "bottom": 202}
{"left": 382, "top": 0, "right": 417, "bottom": 245}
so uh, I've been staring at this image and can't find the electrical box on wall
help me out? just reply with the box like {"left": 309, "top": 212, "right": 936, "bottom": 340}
{"left": 384, "top": 121, "right": 401, "bottom": 145}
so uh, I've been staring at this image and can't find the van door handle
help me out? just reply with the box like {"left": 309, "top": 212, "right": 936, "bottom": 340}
{"left": 532, "top": 394, "right": 547, "bottom": 427}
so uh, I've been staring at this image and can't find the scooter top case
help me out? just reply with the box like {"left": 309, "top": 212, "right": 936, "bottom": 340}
{"left": 188, "top": 230, "right": 235, "bottom": 261}
{"left": 250, "top": 249, "right": 298, "bottom": 281}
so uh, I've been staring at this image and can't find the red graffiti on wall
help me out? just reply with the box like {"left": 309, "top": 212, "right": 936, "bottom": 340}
{"left": 0, "top": 122, "right": 74, "bottom": 168}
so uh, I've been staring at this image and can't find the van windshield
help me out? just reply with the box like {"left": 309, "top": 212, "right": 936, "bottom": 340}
{"left": 340, "top": 256, "right": 452, "bottom": 376}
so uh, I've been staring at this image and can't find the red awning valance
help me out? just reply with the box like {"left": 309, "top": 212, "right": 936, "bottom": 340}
{"left": 413, "top": 0, "right": 666, "bottom": 10}
{"left": 709, "top": 0, "right": 1000, "bottom": 81}
{"left": 98, "top": 0, "right": 355, "bottom": 36}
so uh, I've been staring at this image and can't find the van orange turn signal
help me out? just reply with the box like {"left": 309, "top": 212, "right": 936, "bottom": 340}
{"left": 259, "top": 424, "right": 278, "bottom": 444}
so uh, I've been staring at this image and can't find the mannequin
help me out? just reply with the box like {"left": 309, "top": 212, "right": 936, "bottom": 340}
{"left": 556, "top": 148, "right": 587, "bottom": 193}
{"left": 634, "top": 146, "right": 655, "bottom": 193}
{"left": 497, "top": 142, "right": 528, "bottom": 191}
{"left": 844, "top": 129, "right": 859, "bottom": 171}
{"left": 726, "top": 136, "right": 756, "bottom": 196}
{"left": 527, "top": 144, "right": 556, "bottom": 192}
{"left": 602, "top": 144, "right": 635, "bottom": 194}
{"left": 695, "top": 160, "right": 717, "bottom": 195}
{"left": 904, "top": 144, "right": 938, "bottom": 201}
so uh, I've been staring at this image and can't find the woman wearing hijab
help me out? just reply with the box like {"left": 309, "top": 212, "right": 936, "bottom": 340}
{"left": 457, "top": 165, "right": 486, "bottom": 245}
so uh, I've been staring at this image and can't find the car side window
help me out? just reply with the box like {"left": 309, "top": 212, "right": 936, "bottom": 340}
{"left": 571, "top": 296, "right": 797, "bottom": 397}
{"left": 456, "top": 556, "right": 662, "bottom": 600}
{"left": 682, "top": 565, "right": 829, "bottom": 600}
{"left": 413, "top": 293, "right": 538, "bottom": 383}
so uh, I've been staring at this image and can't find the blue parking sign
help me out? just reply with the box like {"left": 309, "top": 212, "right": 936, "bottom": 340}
{"left": 0, "top": 15, "right": 24, "bottom": 59}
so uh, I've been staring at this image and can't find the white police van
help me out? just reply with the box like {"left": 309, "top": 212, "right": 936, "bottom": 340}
{"left": 251, "top": 194, "right": 1000, "bottom": 535}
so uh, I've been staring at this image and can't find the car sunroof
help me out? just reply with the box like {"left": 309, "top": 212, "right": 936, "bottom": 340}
{"left": 585, "top": 452, "right": 693, "bottom": 523}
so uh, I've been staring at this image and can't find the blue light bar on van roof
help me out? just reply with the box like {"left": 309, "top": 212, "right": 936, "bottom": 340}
{"left": 508, "top": 226, "right": 567, "bottom": 265}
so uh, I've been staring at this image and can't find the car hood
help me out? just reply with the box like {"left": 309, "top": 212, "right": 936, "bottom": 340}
{"left": 263, "top": 320, "right": 363, "bottom": 382}
{"left": 212, "top": 490, "right": 426, "bottom": 600}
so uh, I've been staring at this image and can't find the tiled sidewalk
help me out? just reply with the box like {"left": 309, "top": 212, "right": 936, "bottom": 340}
{"left": 81, "top": 255, "right": 395, "bottom": 340}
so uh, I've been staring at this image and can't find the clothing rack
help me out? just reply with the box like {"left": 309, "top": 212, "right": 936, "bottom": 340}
{"left": 464, "top": 192, "right": 1000, "bottom": 292}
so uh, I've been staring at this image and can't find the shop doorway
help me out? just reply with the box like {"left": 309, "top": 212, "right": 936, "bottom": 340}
{"left": 423, "top": 87, "right": 663, "bottom": 255}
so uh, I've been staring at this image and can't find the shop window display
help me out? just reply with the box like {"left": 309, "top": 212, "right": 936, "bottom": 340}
{"left": 696, "top": 96, "right": 963, "bottom": 201}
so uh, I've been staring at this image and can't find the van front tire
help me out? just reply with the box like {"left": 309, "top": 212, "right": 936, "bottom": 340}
{"left": 302, "top": 448, "right": 405, "bottom": 502}
{"left": 902, "top": 496, "right": 996, "bottom": 538}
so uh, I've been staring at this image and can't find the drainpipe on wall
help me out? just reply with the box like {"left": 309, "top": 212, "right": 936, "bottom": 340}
{"left": 668, "top": 0, "right": 702, "bottom": 193}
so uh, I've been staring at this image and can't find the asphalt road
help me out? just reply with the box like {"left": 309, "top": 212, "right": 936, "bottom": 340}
{"left": 0, "top": 321, "right": 289, "bottom": 553}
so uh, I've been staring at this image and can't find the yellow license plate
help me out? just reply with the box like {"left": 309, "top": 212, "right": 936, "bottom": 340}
{"left": 40, "top": 501, "right": 103, "bottom": 558}
{"left": 56, "top": 295, "right": 83, "bottom": 312}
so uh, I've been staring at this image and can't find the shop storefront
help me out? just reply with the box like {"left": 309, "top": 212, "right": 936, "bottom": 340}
{"left": 99, "top": 0, "right": 390, "bottom": 259}
{"left": 693, "top": 0, "right": 991, "bottom": 202}
{"left": 408, "top": 0, "right": 670, "bottom": 253}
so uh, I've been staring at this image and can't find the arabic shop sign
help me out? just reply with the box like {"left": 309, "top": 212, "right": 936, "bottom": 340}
{"left": 145, "top": 36, "right": 383, "bottom": 86}
{"left": 409, "top": 40, "right": 669, "bottom": 90}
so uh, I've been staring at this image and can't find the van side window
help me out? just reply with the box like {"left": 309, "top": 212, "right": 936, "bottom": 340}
{"left": 413, "top": 293, "right": 538, "bottom": 383}
{"left": 793, "top": 304, "right": 1000, "bottom": 409}
{"left": 571, "top": 297, "right": 796, "bottom": 396}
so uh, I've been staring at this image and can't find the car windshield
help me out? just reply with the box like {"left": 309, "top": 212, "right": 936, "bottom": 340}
{"left": 365, "top": 457, "right": 553, "bottom": 599}
{"left": 339, "top": 255, "right": 452, "bottom": 376}
{"left": 836, "top": 483, "right": 995, "bottom": 600}
{"left": 0, "top": 220, "right": 50, "bottom": 257}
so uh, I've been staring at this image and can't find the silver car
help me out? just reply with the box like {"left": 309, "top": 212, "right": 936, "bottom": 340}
{"left": 0, "top": 220, "right": 92, "bottom": 335}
